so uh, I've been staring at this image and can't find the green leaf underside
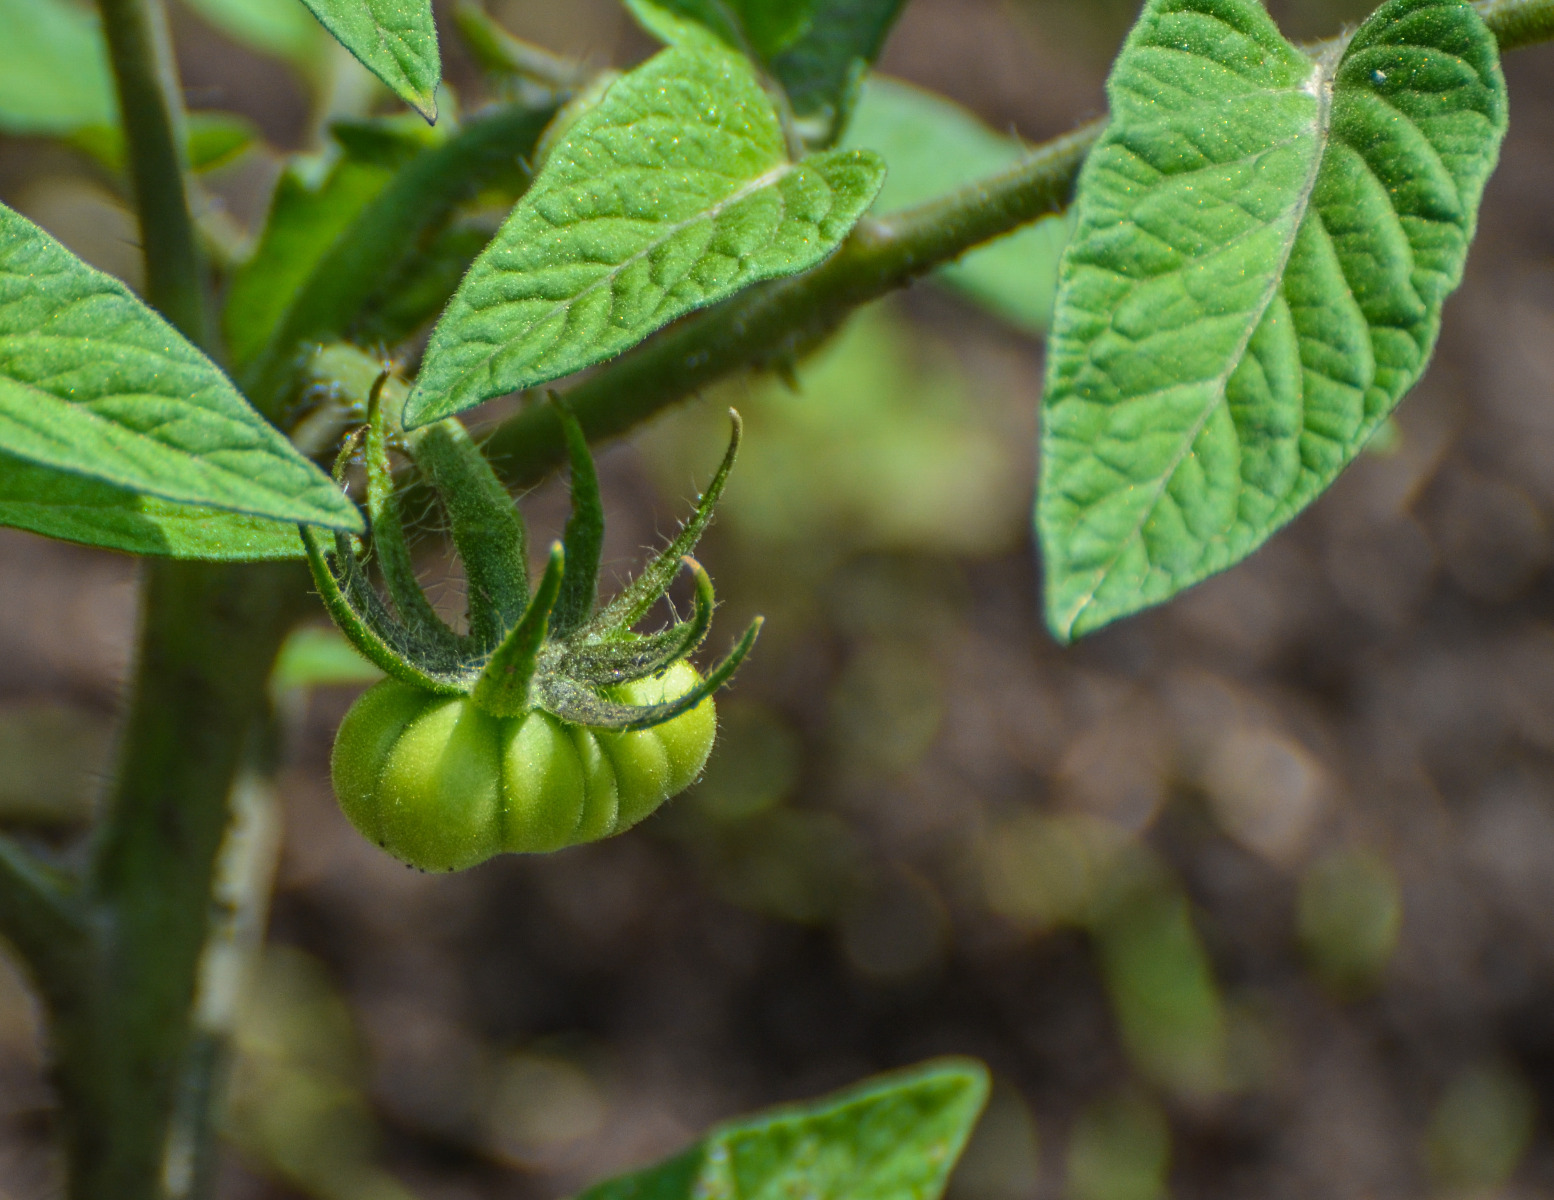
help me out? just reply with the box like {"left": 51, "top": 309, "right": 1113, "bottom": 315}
{"left": 0, "top": 205, "right": 361, "bottom": 537}
{"left": 0, "top": 452, "right": 305, "bottom": 559}
{"left": 404, "top": 44, "right": 885, "bottom": 428}
{"left": 576, "top": 1059, "right": 988, "bottom": 1200}
{"left": 0, "top": 0, "right": 115, "bottom": 135}
{"left": 296, "top": 0, "right": 440, "bottom": 119}
{"left": 1038, "top": 0, "right": 1506, "bottom": 640}
{"left": 845, "top": 76, "right": 1074, "bottom": 331}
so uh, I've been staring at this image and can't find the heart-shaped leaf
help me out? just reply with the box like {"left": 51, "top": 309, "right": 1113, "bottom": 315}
{"left": 405, "top": 43, "right": 884, "bottom": 428}
{"left": 1038, "top": 0, "right": 1507, "bottom": 639}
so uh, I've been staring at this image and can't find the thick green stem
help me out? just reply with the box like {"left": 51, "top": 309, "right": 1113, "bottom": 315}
{"left": 95, "top": 0, "right": 208, "bottom": 348}
{"left": 51, "top": 561, "right": 307, "bottom": 1200}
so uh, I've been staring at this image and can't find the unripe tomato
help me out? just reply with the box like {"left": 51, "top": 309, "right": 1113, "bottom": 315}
{"left": 330, "top": 661, "right": 716, "bottom": 871}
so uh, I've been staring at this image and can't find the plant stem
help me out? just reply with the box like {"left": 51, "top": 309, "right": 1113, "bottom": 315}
{"left": 1478, "top": 0, "right": 1554, "bottom": 49}
{"left": 479, "top": 120, "right": 1099, "bottom": 487}
{"left": 52, "top": 561, "right": 308, "bottom": 1200}
{"left": 479, "top": 0, "right": 1554, "bottom": 489}
{"left": 95, "top": 0, "right": 208, "bottom": 349}
{"left": 244, "top": 96, "right": 560, "bottom": 421}
{"left": 0, "top": 836, "right": 85, "bottom": 1005}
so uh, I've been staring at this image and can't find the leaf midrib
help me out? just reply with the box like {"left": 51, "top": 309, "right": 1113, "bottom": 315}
{"left": 1063, "top": 48, "right": 1339, "bottom": 635}
{"left": 447, "top": 158, "right": 797, "bottom": 393}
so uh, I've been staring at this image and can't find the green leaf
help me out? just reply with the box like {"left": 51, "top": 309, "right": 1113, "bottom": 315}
{"left": 404, "top": 44, "right": 885, "bottom": 428}
{"left": 1038, "top": 0, "right": 1507, "bottom": 639}
{"left": 225, "top": 157, "right": 394, "bottom": 372}
{"left": 576, "top": 1059, "right": 988, "bottom": 1200}
{"left": 179, "top": 0, "right": 329, "bottom": 74}
{"left": 625, "top": 0, "right": 906, "bottom": 147}
{"left": 0, "top": 0, "right": 115, "bottom": 135}
{"left": 0, "top": 204, "right": 361, "bottom": 535}
{"left": 624, "top": 0, "right": 815, "bottom": 60}
{"left": 0, "top": 453, "right": 307, "bottom": 559}
{"left": 845, "top": 76, "right": 1073, "bottom": 332}
{"left": 770, "top": 0, "right": 908, "bottom": 147}
{"left": 294, "top": 0, "right": 440, "bottom": 119}
{"left": 235, "top": 99, "right": 556, "bottom": 415}
{"left": 72, "top": 110, "right": 261, "bottom": 177}
{"left": 271, "top": 625, "right": 383, "bottom": 691}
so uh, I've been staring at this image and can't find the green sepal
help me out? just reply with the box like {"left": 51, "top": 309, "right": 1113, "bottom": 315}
{"left": 471, "top": 542, "right": 565, "bottom": 717}
{"left": 408, "top": 417, "right": 529, "bottom": 650}
{"left": 557, "top": 557, "right": 715, "bottom": 686}
{"left": 301, "top": 525, "right": 468, "bottom": 694}
{"left": 589, "top": 410, "right": 741, "bottom": 633}
{"left": 550, "top": 401, "right": 604, "bottom": 639}
{"left": 363, "top": 377, "right": 464, "bottom": 655}
{"left": 538, "top": 615, "right": 762, "bottom": 732}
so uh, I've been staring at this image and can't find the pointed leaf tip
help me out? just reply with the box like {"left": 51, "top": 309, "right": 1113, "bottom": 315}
{"left": 403, "top": 45, "right": 884, "bottom": 426}
{"left": 1038, "top": 0, "right": 1506, "bottom": 637}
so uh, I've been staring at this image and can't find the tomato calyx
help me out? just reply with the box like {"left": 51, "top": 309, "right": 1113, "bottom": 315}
{"left": 300, "top": 371, "right": 761, "bottom": 733}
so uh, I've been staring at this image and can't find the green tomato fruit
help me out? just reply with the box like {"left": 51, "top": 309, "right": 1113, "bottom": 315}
{"left": 330, "top": 661, "right": 716, "bottom": 871}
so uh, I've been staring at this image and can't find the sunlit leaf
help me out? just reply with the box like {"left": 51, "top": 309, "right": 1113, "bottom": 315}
{"left": 0, "top": 0, "right": 114, "bottom": 135}
{"left": 1038, "top": 0, "right": 1508, "bottom": 639}
{"left": 295, "top": 0, "right": 439, "bottom": 119}
{"left": 845, "top": 76, "right": 1074, "bottom": 332}
{"left": 0, "top": 204, "right": 360, "bottom": 544}
{"left": 235, "top": 99, "right": 555, "bottom": 413}
{"left": 577, "top": 1059, "right": 988, "bottom": 1200}
{"left": 405, "top": 43, "right": 885, "bottom": 427}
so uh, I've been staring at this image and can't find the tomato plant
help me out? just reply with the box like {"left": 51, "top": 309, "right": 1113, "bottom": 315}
{"left": 0, "top": 0, "right": 1546, "bottom": 1197}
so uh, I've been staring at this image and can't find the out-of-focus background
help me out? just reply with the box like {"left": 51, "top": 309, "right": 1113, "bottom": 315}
{"left": 2, "top": 0, "right": 1554, "bottom": 1196}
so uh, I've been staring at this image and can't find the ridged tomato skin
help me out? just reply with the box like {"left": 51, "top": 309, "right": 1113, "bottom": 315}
{"left": 330, "top": 662, "right": 717, "bottom": 870}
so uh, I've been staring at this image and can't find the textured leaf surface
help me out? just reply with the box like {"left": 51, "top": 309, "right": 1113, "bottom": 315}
{"left": 576, "top": 1059, "right": 988, "bottom": 1200}
{"left": 626, "top": 0, "right": 905, "bottom": 147}
{"left": 405, "top": 44, "right": 885, "bottom": 427}
{"left": 0, "top": 204, "right": 360, "bottom": 539}
{"left": 845, "top": 76, "right": 1074, "bottom": 332}
{"left": 0, "top": 0, "right": 114, "bottom": 135}
{"left": 0, "top": 453, "right": 306, "bottom": 559}
{"left": 1038, "top": 0, "right": 1507, "bottom": 639}
{"left": 296, "top": 0, "right": 439, "bottom": 119}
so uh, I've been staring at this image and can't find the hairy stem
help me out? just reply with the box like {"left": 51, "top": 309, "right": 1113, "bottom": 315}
{"left": 1478, "top": 0, "right": 1554, "bottom": 48}
{"left": 479, "top": 120, "right": 1098, "bottom": 487}
{"left": 52, "top": 561, "right": 308, "bottom": 1200}
{"left": 481, "top": 0, "right": 1554, "bottom": 488}
{"left": 95, "top": 0, "right": 208, "bottom": 348}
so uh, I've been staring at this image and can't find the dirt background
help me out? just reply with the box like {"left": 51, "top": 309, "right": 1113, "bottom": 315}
{"left": 2, "top": 1, "right": 1554, "bottom": 1198}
